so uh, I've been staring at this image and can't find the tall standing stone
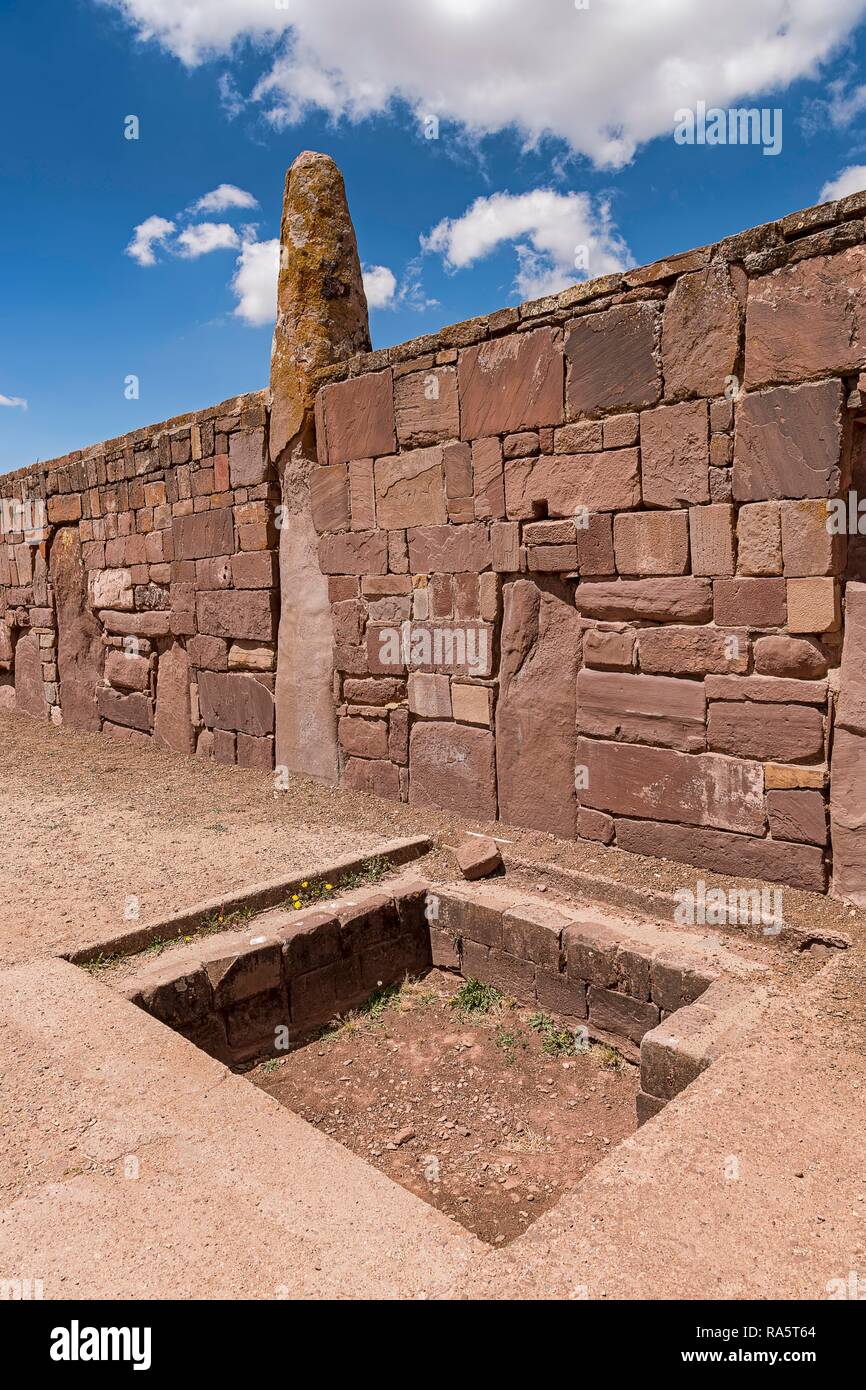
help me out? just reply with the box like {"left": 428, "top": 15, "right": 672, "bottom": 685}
{"left": 270, "top": 151, "right": 371, "bottom": 781}
{"left": 50, "top": 527, "right": 102, "bottom": 730}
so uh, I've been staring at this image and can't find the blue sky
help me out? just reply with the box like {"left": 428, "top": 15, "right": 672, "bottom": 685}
{"left": 3, "top": 0, "right": 866, "bottom": 473}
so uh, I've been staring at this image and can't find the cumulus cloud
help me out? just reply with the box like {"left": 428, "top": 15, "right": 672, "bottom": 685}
{"left": 190, "top": 183, "right": 258, "bottom": 214}
{"left": 423, "top": 189, "right": 631, "bottom": 300}
{"left": 230, "top": 238, "right": 280, "bottom": 326}
{"left": 362, "top": 264, "right": 397, "bottom": 309}
{"left": 125, "top": 214, "right": 176, "bottom": 266}
{"left": 99, "top": 0, "right": 866, "bottom": 167}
{"left": 0, "top": 394, "right": 28, "bottom": 411}
{"left": 175, "top": 221, "right": 241, "bottom": 257}
{"left": 820, "top": 163, "right": 866, "bottom": 200}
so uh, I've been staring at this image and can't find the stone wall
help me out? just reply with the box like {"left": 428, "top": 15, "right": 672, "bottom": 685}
{"left": 6, "top": 183, "right": 866, "bottom": 899}
{"left": 309, "top": 190, "right": 866, "bottom": 898}
{"left": 0, "top": 392, "right": 279, "bottom": 767}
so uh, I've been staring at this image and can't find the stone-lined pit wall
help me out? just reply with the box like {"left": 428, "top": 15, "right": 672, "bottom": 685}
{"left": 0, "top": 393, "right": 280, "bottom": 767}
{"left": 6, "top": 180, "right": 866, "bottom": 901}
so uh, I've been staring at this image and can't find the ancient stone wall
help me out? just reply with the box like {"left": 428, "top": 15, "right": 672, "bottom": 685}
{"left": 310, "top": 190, "right": 866, "bottom": 898}
{"left": 0, "top": 392, "right": 279, "bottom": 766}
{"left": 5, "top": 184, "right": 866, "bottom": 899}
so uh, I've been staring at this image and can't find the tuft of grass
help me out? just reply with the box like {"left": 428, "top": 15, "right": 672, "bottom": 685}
{"left": 258, "top": 1057, "right": 283, "bottom": 1074}
{"left": 589, "top": 1042, "right": 626, "bottom": 1071}
{"left": 494, "top": 1025, "right": 518, "bottom": 1063}
{"left": 528, "top": 1011, "right": 577, "bottom": 1056}
{"left": 450, "top": 977, "right": 502, "bottom": 1018}
{"left": 359, "top": 980, "right": 402, "bottom": 1021}
{"left": 284, "top": 854, "right": 391, "bottom": 912}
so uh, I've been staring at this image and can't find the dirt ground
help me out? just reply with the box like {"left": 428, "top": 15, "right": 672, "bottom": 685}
{"left": 3, "top": 708, "right": 865, "bottom": 969}
{"left": 251, "top": 971, "right": 639, "bottom": 1246}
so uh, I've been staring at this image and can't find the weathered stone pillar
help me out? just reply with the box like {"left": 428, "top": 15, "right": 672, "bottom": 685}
{"left": 269, "top": 152, "right": 370, "bottom": 781}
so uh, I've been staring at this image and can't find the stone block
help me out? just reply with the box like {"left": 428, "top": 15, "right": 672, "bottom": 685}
{"left": 577, "top": 668, "right": 707, "bottom": 751}
{"left": 689, "top": 504, "right": 735, "bottom": 576}
{"left": 661, "top": 263, "right": 741, "bottom": 398}
{"left": 374, "top": 447, "right": 447, "bottom": 528}
{"left": 394, "top": 366, "right": 459, "bottom": 446}
{"left": 459, "top": 327, "right": 563, "bottom": 437}
{"left": 574, "top": 578, "right": 712, "bottom": 624}
{"left": 587, "top": 986, "right": 659, "bottom": 1046}
{"left": 198, "top": 670, "right": 274, "bottom": 736}
{"left": 615, "top": 818, "right": 826, "bottom": 892}
{"left": 577, "top": 737, "right": 764, "bottom": 834}
{"left": 766, "top": 789, "right": 827, "bottom": 845}
{"left": 310, "top": 463, "right": 350, "bottom": 534}
{"left": 319, "top": 371, "right": 396, "bottom": 465}
{"left": 733, "top": 380, "right": 843, "bottom": 500}
{"left": 637, "top": 625, "right": 748, "bottom": 675}
{"left": 737, "top": 502, "right": 782, "bottom": 576}
{"left": 565, "top": 302, "right": 661, "bottom": 415}
{"left": 409, "top": 721, "right": 497, "bottom": 820}
{"left": 713, "top": 577, "right": 786, "bottom": 627}
{"left": 613, "top": 510, "right": 690, "bottom": 576}
{"left": 786, "top": 577, "right": 840, "bottom": 633}
{"left": 640, "top": 400, "right": 709, "bottom": 507}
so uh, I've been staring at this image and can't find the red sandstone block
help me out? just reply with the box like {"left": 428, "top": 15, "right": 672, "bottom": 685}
{"left": 196, "top": 591, "right": 277, "bottom": 643}
{"left": 733, "top": 380, "right": 843, "bottom": 500}
{"left": 429, "top": 927, "right": 461, "bottom": 970}
{"left": 662, "top": 263, "right": 741, "bottom": 398}
{"left": 277, "top": 909, "right": 341, "bottom": 977}
{"left": 374, "top": 447, "right": 447, "bottom": 529}
{"left": 613, "top": 510, "right": 689, "bottom": 576}
{"left": 582, "top": 627, "right": 634, "bottom": 670}
{"left": 338, "top": 713, "right": 389, "bottom": 759}
{"left": 236, "top": 732, "right": 274, "bottom": 769}
{"left": 535, "top": 969, "right": 587, "bottom": 1021}
{"left": 471, "top": 437, "right": 506, "bottom": 520}
{"left": 689, "top": 504, "right": 735, "bottom": 576}
{"left": 713, "top": 577, "right": 786, "bottom": 627}
{"left": 505, "top": 449, "right": 640, "bottom": 518}
{"left": 394, "top": 365, "right": 459, "bottom": 446}
{"left": 465, "top": 946, "right": 536, "bottom": 1004}
{"left": 310, "top": 463, "right": 350, "bottom": 534}
{"left": 577, "top": 807, "right": 615, "bottom": 844}
{"left": 342, "top": 756, "right": 401, "bottom": 800}
{"left": 640, "top": 400, "right": 709, "bottom": 507}
{"left": 614, "top": 817, "right": 827, "bottom": 892}
{"left": 577, "top": 512, "right": 615, "bottom": 575}
{"left": 319, "top": 530, "right": 388, "bottom": 575}
{"left": 202, "top": 938, "right": 283, "bottom": 1009}
{"left": 564, "top": 919, "right": 620, "bottom": 987}
{"left": 97, "top": 687, "right": 153, "bottom": 732}
{"left": 501, "top": 902, "right": 569, "bottom": 969}
{"left": 212, "top": 728, "right": 236, "bottom": 764}
{"left": 574, "top": 578, "right": 712, "bottom": 624}
{"left": 409, "top": 721, "right": 497, "bottom": 819}
{"left": 707, "top": 700, "right": 824, "bottom": 762}
{"left": 577, "top": 668, "right": 706, "bottom": 752}
{"left": 47, "top": 494, "right": 82, "bottom": 523}
{"left": 455, "top": 835, "right": 502, "bottom": 881}
{"left": 231, "top": 550, "right": 278, "bottom": 589}
{"left": 637, "top": 624, "right": 749, "bottom": 676}
{"left": 319, "top": 372, "right": 396, "bottom": 466}
{"left": 766, "top": 788, "right": 828, "bottom": 845}
{"left": 588, "top": 986, "right": 659, "bottom": 1046}
{"left": 407, "top": 523, "right": 492, "bottom": 574}
{"left": 779, "top": 500, "right": 844, "bottom": 576}
{"left": 577, "top": 737, "right": 765, "bottom": 834}
{"left": 565, "top": 302, "right": 660, "bottom": 415}
{"left": 173, "top": 509, "right": 234, "bottom": 561}
{"left": 744, "top": 247, "right": 866, "bottom": 388}
{"left": 459, "top": 327, "right": 563, "bottom": 438}
{"left": 650, "top": 950, "right": 718, "bottom": 1013}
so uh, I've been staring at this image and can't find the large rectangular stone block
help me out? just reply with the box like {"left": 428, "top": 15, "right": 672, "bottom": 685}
{"left": 459, "top": 327, "right": 563, "bottom": 438}
{"left": 196, "top": 591, "right": 277, "bottom": 641}
{"left": 574, "top": 578, "right": 712, "bottom": 623}
{"left": 745, "top": 246, "right": 866, "bottom": 388}
{"left": 565, "top": 302, "right": 661, "bottom": 416}
{"left": 198, "top": 670, "right": 275, "bottom": 736}
{"left": 576, "top": 669, "right": 706, "bottom": 751}
{"left": 613, "top": 510, "right": 690, "bottom": 576}
{"left": 394, "top": 365, "right": 459, "bottom": 446}
{"left": 577, "top": 737, "right": 765, "bottom": 834}
{"left": 407, "top": 523, "right": 491, "bottom": 573}
{"left": 504, "top": 449, "right": 640, "bottom": 518}
{"left": 637, "top": 625, "right": 749, "bottom": 676}
{"left": 615, "top": 817, "right": 827, "bottom": 892}
{"left": 173, "top": 509, "right": 234, "bottom": 561}
{"left": 319, "top": 371, "right": 396, "bottom": 465}
{"left": 409, "top": 721, "right": 497, "bottom": 820}
{"left": 374, "top": 447, "right": 447, "bottom": 528}
{"left": 707, "top": 701, "right": 824, "bottom": 762}
{"left": 640, "top": 400, "right": 709, "bottom": 507}
{"left": 733, "top": 380, "right": 843, "bottom": 501}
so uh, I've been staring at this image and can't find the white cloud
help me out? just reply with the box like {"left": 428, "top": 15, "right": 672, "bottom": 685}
{"left": 820, "top": 163, "right": 866, "bottom": 200}
{"left": 176, "top": 221, "right": 241, "bottom": 257}
{"left": 190, "top": 183, "right": 258, "bottom": 214}
{"left": 362, "top": 264, "right": 397, "bottom": 309}
{"left": 100, "top": 0, "right": 866, "bottom": 168}
{"left": 125, "top": 214, "right": 176, "bottom": 266}
{"left": 0, "top": 394, "right": 27, "bottom": 411}
{"left": 423, "top": 189, "right": 631, "bottom": 300}
{"left": 231, "top": 238, "right": 280, "bottom": 326}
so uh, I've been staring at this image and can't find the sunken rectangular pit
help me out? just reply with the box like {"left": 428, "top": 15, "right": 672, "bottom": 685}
{"left": 105, "top": 874, "right": 770, "bottom": 1241}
